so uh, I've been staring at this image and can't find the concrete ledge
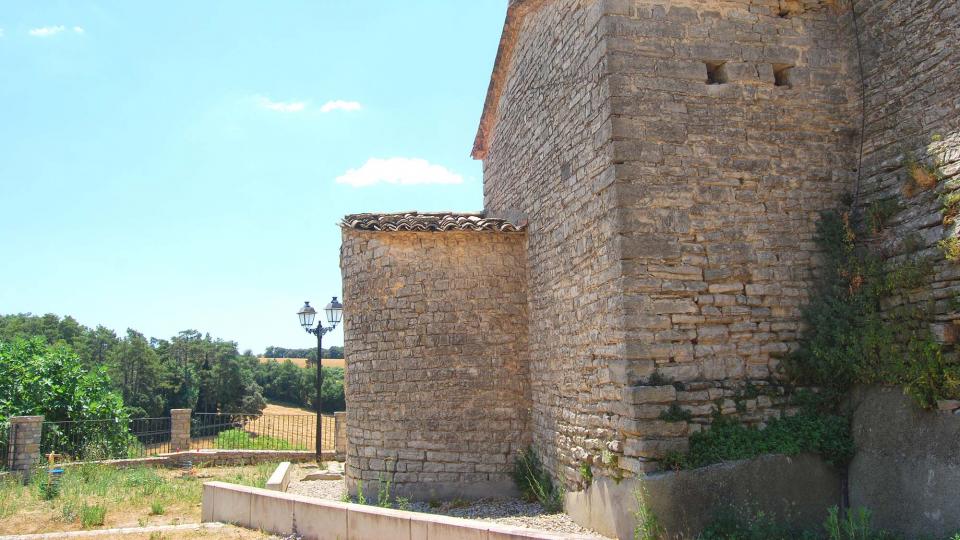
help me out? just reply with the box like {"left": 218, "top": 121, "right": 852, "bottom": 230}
{"left": 566, "top": 453, "right": 842, "bottom": 539}
{"left": 55, "top": 449, "right": 333, "bottom": 469}
{"left": 202, "top": 481, "right": 596, "bottom": 540}
{"left": 266, "top": 461, "right": 292, "bottom": 492}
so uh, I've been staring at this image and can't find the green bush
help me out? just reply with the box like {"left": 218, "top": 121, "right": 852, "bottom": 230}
{"left": 0, "top": 337, "right": 132, "bottom": 458}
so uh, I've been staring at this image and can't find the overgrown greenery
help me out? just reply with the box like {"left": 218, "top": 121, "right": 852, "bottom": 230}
{"left": 0, "top": 313, "right": 268, "bottom": 419}
{"left": 0, "top": 463, "right": 274, "bottom": 534}
{"left": 0, "top": 312, "right": 349, "bottom": 424}
{"left": 661, "top": 404, "right": 853, "bottom": 470}
{"left": 0, "top": 338, "right": 133, "bottom": 457}
{"left": 785, "top": 210, "right": 960, "bottom": 409}
{"left": 512, "top": 447, "right": 563, "bottom": 512}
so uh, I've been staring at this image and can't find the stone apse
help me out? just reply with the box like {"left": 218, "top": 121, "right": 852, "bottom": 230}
{"left": 339, "top": 0, "right": 960, "bottom": 523}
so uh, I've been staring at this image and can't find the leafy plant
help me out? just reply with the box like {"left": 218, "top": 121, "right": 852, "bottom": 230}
{"left": 355, "top": 479, "right": 366, "bottom": 505}
{"left": 512, "top": 447, "right": 563, "bottom": 512}
{"left": 824, "top": 506, "right": 898, "bottom": 540}
{"left": 149, "top": 501, "right": 165, "bottom": 515}
{"left": 394, "top": 496, "right": 411, "bottom": 511}
{"left": 376, "top": 472, "right": 393, "bottom": 508}
{"left": 579, "top": 461, "right": 593, "bottom": 486}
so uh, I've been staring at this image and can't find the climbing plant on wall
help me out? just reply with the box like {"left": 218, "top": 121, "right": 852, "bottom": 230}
{"left": 785, "top": 209, "right": 960, "bottom": 409}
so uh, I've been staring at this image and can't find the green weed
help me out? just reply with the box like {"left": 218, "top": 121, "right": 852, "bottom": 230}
{"left": 80, "top": 503, "right": 106, "bottom": 528}
{"left": 512, "top": 447, "right": 563, "bottom": 512}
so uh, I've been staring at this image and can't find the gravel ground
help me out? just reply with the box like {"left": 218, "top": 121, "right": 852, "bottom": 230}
{"left": 285, "top": 465, "right": 611, "bottom": 539}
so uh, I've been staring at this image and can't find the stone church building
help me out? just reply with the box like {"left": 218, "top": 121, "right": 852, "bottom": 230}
{"left": 340, "top": 0, "right": 958, "bottom": 535}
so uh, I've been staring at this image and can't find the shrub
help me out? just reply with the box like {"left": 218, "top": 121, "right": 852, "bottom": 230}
{"left": 512, "top": 447, "right": 563, "bottom": 512}
{"left": 149, "top": 501, "right": 165, "bottom": 515}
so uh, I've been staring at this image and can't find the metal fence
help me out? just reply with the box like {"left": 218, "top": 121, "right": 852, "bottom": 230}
{"left": 35, "top": 411, "right": 336, "bottom": 464}
{"left": 41, "top": 417, "right": 172, "bottom": 462}
{"left": 0, "top": 422, "right": 9, "bottom": 470}
{"left": 192, "top": 413, "right": 335, "bottom": 452}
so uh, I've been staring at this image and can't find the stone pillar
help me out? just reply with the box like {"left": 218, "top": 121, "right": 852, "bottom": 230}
{"left": 334, "top": 411, "right": 347, "bottom": 461}
{"left": 170, "top": 409, "right": 192, "bottom": 451}
{"left": 8, "top": 416, "right": 43, "bottom": 480}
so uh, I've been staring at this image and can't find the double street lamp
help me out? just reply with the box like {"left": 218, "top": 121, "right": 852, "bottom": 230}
{"left": 297, "top": 297, "right": 343, "bottom": 461}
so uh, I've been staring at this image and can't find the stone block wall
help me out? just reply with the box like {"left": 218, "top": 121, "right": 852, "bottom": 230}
{"left": 481, "top": 0, "right": 858, "bottom": 485}
{"left": 340, "top": 228, "right": 530, "bottom": 500}
{"left": 482, "top": 0, "right": 624, "bottom": 488}
{"left": 601, "top": 0, "right": 857, "bottom": 473}
{"left": 846, "top": 0, "right": 960, "bottom": 337}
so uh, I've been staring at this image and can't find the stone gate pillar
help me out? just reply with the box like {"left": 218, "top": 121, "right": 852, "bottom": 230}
{"left": 170, "top": 409, "right": 192, "bottom": 451}
{"left": 8, "top": 416, "right": 43, "bottom": 480}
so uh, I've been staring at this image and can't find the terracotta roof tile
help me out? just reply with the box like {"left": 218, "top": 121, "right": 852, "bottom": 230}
{"left": 341, "top": 212, "right": 525, "bottom": 233}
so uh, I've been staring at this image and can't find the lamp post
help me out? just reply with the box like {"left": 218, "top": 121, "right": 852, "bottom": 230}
{"left": 297, "top": 297, "right": 343, "bottom": 461}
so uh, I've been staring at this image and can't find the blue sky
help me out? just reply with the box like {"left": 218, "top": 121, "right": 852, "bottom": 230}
{"left": 0, "top": 1, "right": 507, "bottom": 353}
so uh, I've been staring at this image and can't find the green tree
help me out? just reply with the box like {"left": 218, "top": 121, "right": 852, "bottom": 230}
{"left": 0, "top": 337, "right": 131, "bottom": 457}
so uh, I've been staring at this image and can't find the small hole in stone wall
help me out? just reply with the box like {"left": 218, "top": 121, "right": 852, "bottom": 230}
{"left": 778, "top": 8, "right": 791, "bottom": 17}
{"left": 705, "top": 61, "right": 728, "bottom": 85}
{"left": 773, "top": 64, "right": 794, "bottom": 88}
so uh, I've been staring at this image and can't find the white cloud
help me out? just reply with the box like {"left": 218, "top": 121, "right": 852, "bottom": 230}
{"left": 320, "top": 100, "right": 362, "bottom": 113}
{"left": 257, "top": 96, "right": 306, "bottom": 113}
{"left": 73, "top": 26, "right": 84, "bottom": 34}
{"left": 29, "top": 25, "right": 66, "bottom": 37}
{"left": 0, "top": 28, "right": 5, "bottom": 38}
{"left": 335, "top": 158, "right": 464, "bottom": 188}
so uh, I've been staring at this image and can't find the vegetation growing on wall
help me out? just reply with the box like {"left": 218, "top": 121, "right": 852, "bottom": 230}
{"left": 661, "top": 403, "right": 853, "bottom": 471}
{"left": 785, "top": 210, "right": 959, "bottom": 409}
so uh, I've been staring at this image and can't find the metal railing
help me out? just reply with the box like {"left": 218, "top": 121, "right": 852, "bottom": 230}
{"left": 0, "top": 422, "right": 9, "bottom": 470}
{"left": 41, "top": 417, "right": 172, "bottom": 462}
{"left": 34, "top": 411, "right": 336, "bottom": 464}
{"left": 191, "top": 412, "right": 335, "bottom": 452}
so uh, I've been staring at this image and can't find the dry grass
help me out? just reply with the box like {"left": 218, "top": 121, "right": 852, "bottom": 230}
{"left": 0, "top": 463, "right": 277, "bottom": 535}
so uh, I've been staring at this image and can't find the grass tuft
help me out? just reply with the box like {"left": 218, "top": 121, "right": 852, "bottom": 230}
{"left": 80, "top": 503, "right": 106, "bottom": 528}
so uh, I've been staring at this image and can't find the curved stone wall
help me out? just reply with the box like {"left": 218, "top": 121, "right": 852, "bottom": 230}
{"left": 340, "top": 227, "right": 530, "bottom": 500}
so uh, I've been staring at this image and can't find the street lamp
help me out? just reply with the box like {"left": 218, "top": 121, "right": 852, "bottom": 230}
{"left": 297, "top": 297, "right": 342, "bottom": 461}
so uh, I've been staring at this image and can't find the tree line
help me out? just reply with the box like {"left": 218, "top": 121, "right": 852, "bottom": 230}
{"left": 0, "top": 313, "right": 346, "bottom": 424}
{"left": 262, "top": 345, "right": 344, "bottom": 361}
